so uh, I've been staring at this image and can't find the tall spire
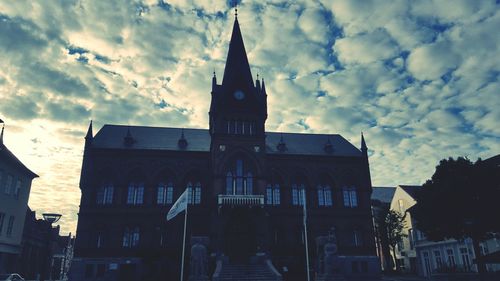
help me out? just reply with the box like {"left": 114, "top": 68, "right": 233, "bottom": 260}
{"left": 222, "top": 14, "right": 254, "bottom": 89}
{"left": 361, "top": 132, "right": 368, "bottom": 156}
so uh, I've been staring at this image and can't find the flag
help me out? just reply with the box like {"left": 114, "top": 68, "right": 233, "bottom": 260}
{"left": 167, "top": 188, "right": 189, "bottom": 221}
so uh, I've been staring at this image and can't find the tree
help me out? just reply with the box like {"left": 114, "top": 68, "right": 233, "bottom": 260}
{"left": 378, "top": 209, "right": 406, "bottom": 271}
{"left": 412, "top": 157, "right": 500, "bottom": 278}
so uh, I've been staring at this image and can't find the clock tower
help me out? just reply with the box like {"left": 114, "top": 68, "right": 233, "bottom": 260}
{"left": 209, "top": 16, "right": 268, "bottom": 196}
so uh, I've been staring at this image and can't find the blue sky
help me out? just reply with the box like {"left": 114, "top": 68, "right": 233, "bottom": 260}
{"left": 0, "top": 0, "right": 498, "bottom": 235}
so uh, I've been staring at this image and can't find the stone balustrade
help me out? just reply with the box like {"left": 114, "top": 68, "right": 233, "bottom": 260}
{"left": 217, "top": 194, "right": 265, "bottom": 206}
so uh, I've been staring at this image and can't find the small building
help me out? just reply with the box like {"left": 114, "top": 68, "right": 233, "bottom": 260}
{"left": 0, "top": 124, "right": 38, "bottom": 274}
{"left": 390, "top": 185, "right": 480, "bottom": 277}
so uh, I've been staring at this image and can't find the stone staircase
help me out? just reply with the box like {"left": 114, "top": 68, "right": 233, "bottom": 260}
{"left": 214, "top": 262, "right": 280, "bottom": 281}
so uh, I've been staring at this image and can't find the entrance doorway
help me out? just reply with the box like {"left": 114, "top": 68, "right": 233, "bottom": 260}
{"left": 224, "top": 209, "right": 257, "bottom": 262}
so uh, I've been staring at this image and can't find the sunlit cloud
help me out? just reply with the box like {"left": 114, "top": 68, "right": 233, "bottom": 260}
{"left": 0, "top": 0, "right": 498, "bottom": 234}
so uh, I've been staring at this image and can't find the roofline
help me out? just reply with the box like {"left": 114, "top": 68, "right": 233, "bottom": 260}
{"left": 0, "top": 144, "right": 39, "bottom": 178}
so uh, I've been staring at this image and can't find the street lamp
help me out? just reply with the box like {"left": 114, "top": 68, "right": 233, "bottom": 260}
{"left": 43, "top": 213, "right": 62, "bottom": 281}
{"left": 43, "top": 213, "right": 62, "bottom": 224}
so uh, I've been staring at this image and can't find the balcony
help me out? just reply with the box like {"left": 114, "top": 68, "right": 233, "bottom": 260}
{"left": 217, "top": 194, "right": 265, "bottom": 206}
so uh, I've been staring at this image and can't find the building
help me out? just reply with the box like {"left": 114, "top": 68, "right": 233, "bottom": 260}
{"left": 19, "top": 208, "right": 75, "bottom": 280}
{"left": 0, "top": 124, "right": 38, "bottom": 273}
{"left": 390, "top": 185, "right": 483, "bottom": 277}
{"left": 70, "top": 15, "right": 380, "bottom": 281}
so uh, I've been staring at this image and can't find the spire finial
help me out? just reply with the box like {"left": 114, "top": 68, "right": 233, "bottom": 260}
{"left": 361, "top": 131, "right": 367, "bottom": 154}
{"left": 232, "top": 0, "right": 238, "bottom": 18}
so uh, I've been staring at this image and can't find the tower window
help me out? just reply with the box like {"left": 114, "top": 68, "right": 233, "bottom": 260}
{"left": 225, "top": 159, "right": 253, "bottom": 195}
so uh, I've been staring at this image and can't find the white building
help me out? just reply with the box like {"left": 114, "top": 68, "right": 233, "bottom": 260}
{"left": 0, "top": 125, "right": 38, "bottom": 273}
{"left": 390, "top": 185, "right": 484, "bottom": 277}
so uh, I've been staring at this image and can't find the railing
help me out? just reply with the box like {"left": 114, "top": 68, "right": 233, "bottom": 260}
{"left": 217, "top": 194, "right": 265, "bottom": 206}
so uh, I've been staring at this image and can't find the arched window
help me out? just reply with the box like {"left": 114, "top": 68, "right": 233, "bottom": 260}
{"left": 187, "top": 182, "right": 201, "bottom": 205}
{"left": 225, "top": 159, "right": 253, "bottom": 195}
{"left": 317, "top": 185, "right": 332, "bottom": 207}
{"left": 157, "top": 182, "right": 174, "bottom": 205}
{"left": 127, "top": 182, "right": 144, "bottom": 205}
{"left": 266, "top": 184, "right": 281, "bottom": 205}
{"left": 343, "top": 186, "right": 358, "bottom": 207}
{"left": 292, "top": 183, "right": 306, "bottom": 206}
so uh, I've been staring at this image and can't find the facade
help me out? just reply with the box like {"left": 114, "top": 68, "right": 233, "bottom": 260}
{"left": 0, "top": 125, "right": 38, "bottom": 273}
{"left": 19, "top": 208, "right": 75, "bottom": 280}
{"left": 71, "top": 16, "right": 380, "bottom": 281}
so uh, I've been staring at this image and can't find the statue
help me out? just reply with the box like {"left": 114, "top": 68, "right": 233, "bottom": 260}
{"left": 189, "top": 236, "right": 210, "bottom": 281}
{"left": 315, "top": 227, "right": 339, "bottom": 281}
{"left": 323, "top": 227, "right": 338, "bottom": 276}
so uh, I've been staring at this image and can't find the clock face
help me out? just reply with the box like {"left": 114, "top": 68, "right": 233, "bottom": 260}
{"left": 233, "top": 90, "right": 245, "bottom": 100}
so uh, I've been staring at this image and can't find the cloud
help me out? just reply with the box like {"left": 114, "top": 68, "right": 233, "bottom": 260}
{"left": 0, "top": 0, "right": 498, "bottom": 235}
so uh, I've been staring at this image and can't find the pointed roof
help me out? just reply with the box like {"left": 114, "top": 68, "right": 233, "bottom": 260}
{"left": 222, "top": 17, "right": 254, "bottom": 89}
{"left": 361, "top": 132, "right": 367, "bottom": 151}
{"left": 85, "top": 120, "right": 93, "bottom": 140}
{"left": 0, "top": 126, "right": 38, "bottom": 178}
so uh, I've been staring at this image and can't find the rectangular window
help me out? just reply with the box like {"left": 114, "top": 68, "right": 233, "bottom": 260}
{"left": 6, "top": 216, "right": 14, "bottom": 237}
{"left": 325, "top": 188, "right": 333, "bottom": 206}
{"left": 343, "top": 187, "right": 358, "bottom": 207}
{"left": 266, "top": 186, "right": 273, "bottom": 205}
{"left": 350, "top": 190, "right": 358, "bottom": 207}
{"left": 97, "top": 184, "right": 114, "bottom": 205}
{"left": 343, "top": 189, "right": 350, "bottom": 206}
{"left": 127, "top": 183, "right": 144, "bottom": 205}
{"left": 361, "top": 261, "right": 368, "bottom": 273}
{"left": 5, "top": 175, "right": 13, "bottom": 195}
{"left": 0, "top": 212, "right": 5, "bottom": 235}
{"left": 317, "top": 188, "right": 325, "bottom": 206}
{"left": 14, "top": 180, "right": 22, "bottom": 199}
{"left": 447, "top": 249, "right": 456, "bottom": 267}
{"left": 434, "top": 250, "right": 442, "bottom": 269}
{"left": 460, "top": 247, "right": 471, "bottom": 270}
{"left": 409, "top": 229, "right": 414, "bottom": 249}
{"left": 273, "top": 186, "right": 280, "bottom": 205}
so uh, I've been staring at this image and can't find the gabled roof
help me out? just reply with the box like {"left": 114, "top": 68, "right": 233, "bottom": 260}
{"left": 0, "top": 143, "right": 38, "bottom": 178}
{"left": 399, "top": 185, "right": 421, "bottom": 198}
{"left": 371, "top": 186, "right": 396, "bottom": 203}
{"left": 92, "top": 125, "right": 363, "bottom": 157}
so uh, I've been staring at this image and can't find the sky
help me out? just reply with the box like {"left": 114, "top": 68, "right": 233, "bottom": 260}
{"left": 0, "top": 0, "right": 499, "bottom": 235}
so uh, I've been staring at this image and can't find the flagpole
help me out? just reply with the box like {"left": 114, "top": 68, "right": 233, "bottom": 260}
{"left": 180, "top": 199, "right": 188, "bottom": 281}
{"left": 303, "top": 189, "right": 311, "bottom": 281}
